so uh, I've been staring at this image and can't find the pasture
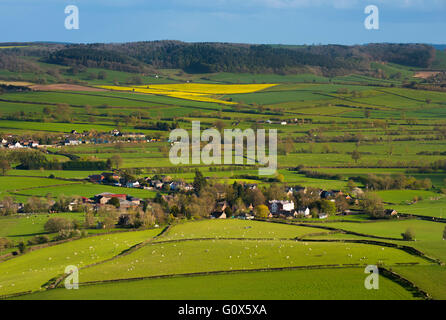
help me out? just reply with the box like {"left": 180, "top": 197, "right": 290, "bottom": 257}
{"left": 0, "top": 229, "right": 161, "bottom": 296}
{"left": 79, "top": 238, "right": 428, "bottom": 283}
{"left": 16, "top": 268, "right": 418, "bottom": 300}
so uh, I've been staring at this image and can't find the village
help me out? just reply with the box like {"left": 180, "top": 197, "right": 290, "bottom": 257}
{"left": 1, "top": 167, "right": 400, "bottom": 226}
{"left": 0, "top": 129, "right": 159, "bottom": 149}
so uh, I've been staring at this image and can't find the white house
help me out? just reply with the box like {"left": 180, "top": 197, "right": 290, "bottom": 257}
{"left": 8, "top": 142, "right": 23, "bottom": 149}
{"left": 318, "top": 213, "right": 329, "bottom": 219}
{"left": 65, "top": 139, "right": 81, "bottom": 146}
{"left": 297, "top": 207, "right": 311, "bottom": 217}
{"left": 126, "top": 181, "right": 140, "bottom": 188}
{"left": 268, "top": 200, "right": 295, "bottom": 214}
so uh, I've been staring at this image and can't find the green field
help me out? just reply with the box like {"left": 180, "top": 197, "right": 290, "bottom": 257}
{"left": 79, "top": 238, "right": 428, "bottom": 283}
{"left": 16, "top": 268, "right": 418, "bottom": 300}
{"left": 0, "top": 229, "right": 161, "bottom": 296}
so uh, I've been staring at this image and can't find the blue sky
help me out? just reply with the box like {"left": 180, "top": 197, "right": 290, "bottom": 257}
{"left": 1, "top": 0, "right": 445, "bottom": 44}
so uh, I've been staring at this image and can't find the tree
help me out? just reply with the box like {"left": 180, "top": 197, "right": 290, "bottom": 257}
{"left": 193, "top": 169, "right": 207, "bottom": 195}
{"left": 0, "top": 196, "right": 16, "bottom": 215}
{"left": 276, "top": 173, "right": 285, "bottom": 183}
{"left": 151, "top": 202, "right": 168, "bottom": 224}
{"left": 24, "top": 196, "right": 49, "bottom": 213}
{"left": 233, "top": 197, "right": 247, "bottom": 214}
{"left": 265, "top": 184, "right": 286, "bottom": 201}
{"left": 84, "top": 211, "right": 95, "bottom": 228}
{"left": 310, "top": 207, "right": 319, "bottom": 219}
{"left": 335, "top": 194, "right": 349, "bottom": 213}
{"left": 401, "top": 228, "right": 415, "bottom": 241}
{"left": 0, "top": 159, "right": 10, "bottom": 176}
{"left": 360, "top": 192, "right": 385, "bottom": 218}
{"left": 108, "top": 197, "right": 121, "bottom": 208}
{"left": 320, "top": 200, "right": 336, "bottom": 216}
{"left": 99, "top": 208, "right": 119, "bottom": 229}
{"left": 279, "top": 137, "right": 295, "bottom": 155}
{"left": 224, "top": 206, "right": 233, "bottom": 218}
{"left": 246, "top": 188, "right": 266, "bottom": 207}
{"left": 351, "top": 149, "right": 361, "bottom": 164}
{"left": 109, "top": 155, "right": 123, "bottom": 169}
{"left": 51, "top": 194, "right": 71, "bottom": 212}
{"left": 44, "top": 217, "right": 73, "bottom": 233}
{"left": 214, "top": 120, "right": 225, "bottom": 133}
{"left": 254, "top": 205, "right": 269, "bottom": 219}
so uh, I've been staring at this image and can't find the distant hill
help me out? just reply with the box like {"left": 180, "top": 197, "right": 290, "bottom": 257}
{"left": 0, "top": 41, "right": 441, "bottom": 76}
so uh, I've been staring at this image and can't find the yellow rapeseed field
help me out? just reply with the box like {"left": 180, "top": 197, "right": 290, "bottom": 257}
{"left": 98, "top": 83, "right": 277, "bottom": 105}
{"left": 0, "top": 81, "right": 33, "bottom": 86}
{"left": 139, "top": 83, "right": 277, "bottom": 94}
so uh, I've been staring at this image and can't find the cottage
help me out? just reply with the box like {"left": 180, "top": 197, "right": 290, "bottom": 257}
{"left": 297, "top": 207, "right": 311, "bottom": 217}
{"left": 8, "top": 142, "right": 23, "bottom": 149}
{"left": 128, "top": 196, "right": 141, "bottom": 206}
{"left": 64, "top": 139, "right": 81, "bottom": 146}
{"left": 268, "top": 200, "right": 295, "bottom": 215}
{"left": 126, "top": 181, "right": 140, "bottom": 188}
{"left": 211, "top": 211, "right": 227, "bottom": 219}
{"left": 95, "top": 193, "right": 127, "bottom": 205}
{"left": 385, "top": 209, "right": 398, "bottom": 217}
{"left": 318, "top": 213, "right": 329, "bottom": 219}
{"left": 153, "top": 180, "right": 163, "bottom": 189}
{"left": 101, "top": 172, "right": 121, "bottom": 182}
{"left": 238, "top": 212, "right": 254, "bottom": 220}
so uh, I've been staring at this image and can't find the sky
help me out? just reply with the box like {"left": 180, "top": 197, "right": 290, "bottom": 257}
{"left": 0, "top": 0, "right": 445, "bottom": 45}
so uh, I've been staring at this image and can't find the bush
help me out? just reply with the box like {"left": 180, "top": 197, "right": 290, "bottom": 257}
{"left": 0, "top": 237, "right": 12, "bottom": 250}
{"left": 27, "top": 235, "right": 49, "bottom": 246}
{"left": 254, "top": 205, "right": 270, "bottom": 219}
{"left": 44, "top": 217, "right": 73, "bottom": 233}
{"left": 54, "top": 229, "right": 81, "bottom": 241}
{"left": 18, "top": 241, "right": 27, "bottom": 254}
{"left": 402, "top": 228, "right": 415, "bottom": 241}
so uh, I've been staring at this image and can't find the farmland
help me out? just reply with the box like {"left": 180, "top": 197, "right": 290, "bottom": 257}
{"left": 0, "top": 42, "right": 446, "bottom": 300}
{"left": 15, "top": 268, "right": 416, "bottom": 300}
